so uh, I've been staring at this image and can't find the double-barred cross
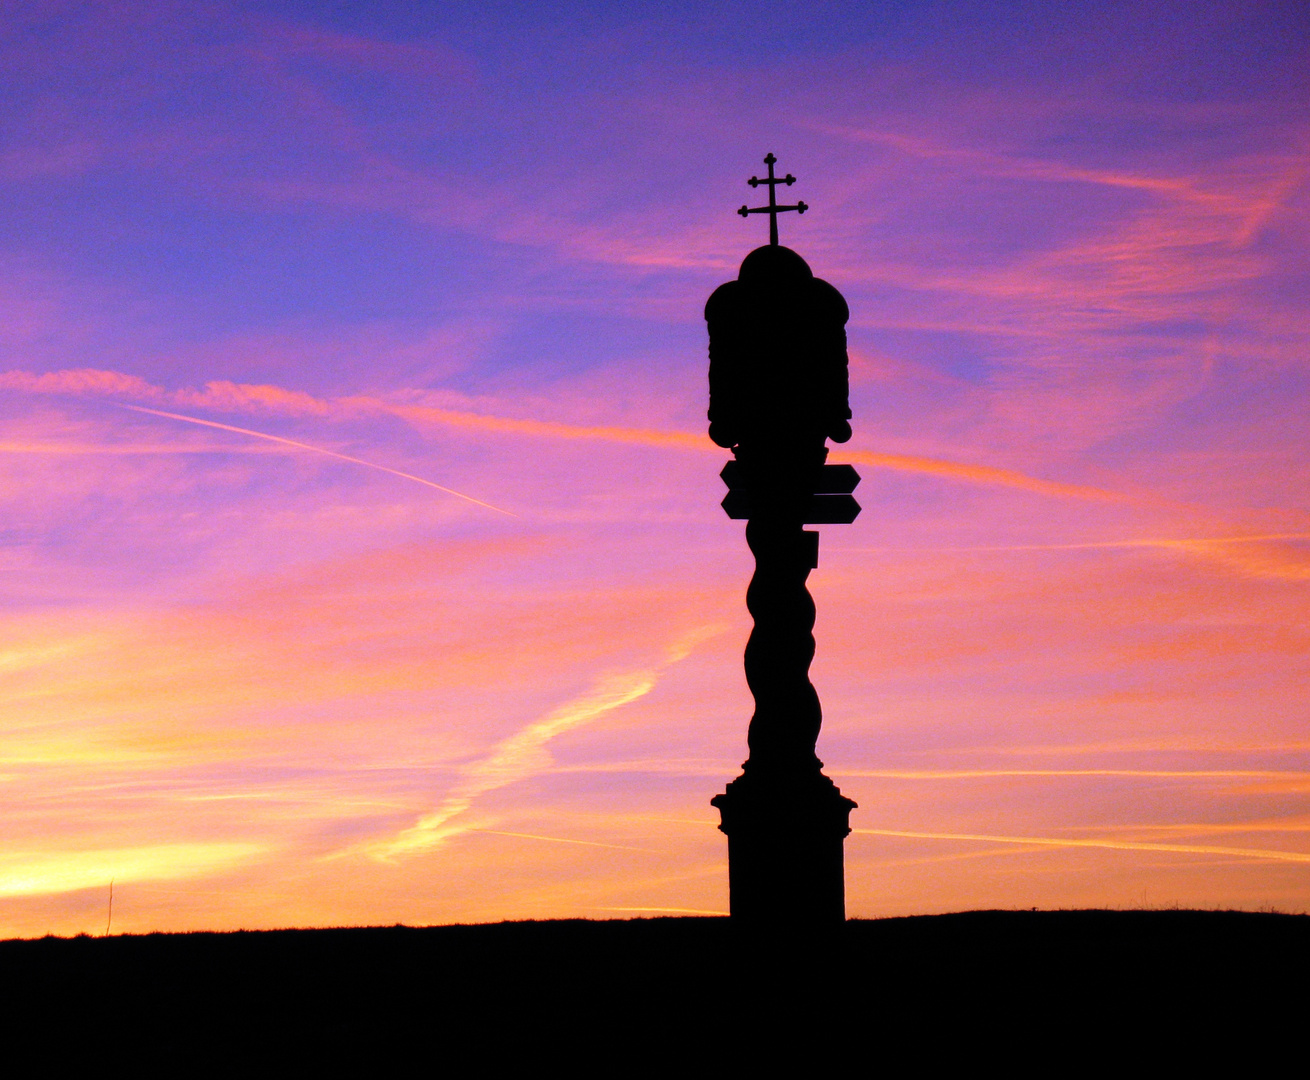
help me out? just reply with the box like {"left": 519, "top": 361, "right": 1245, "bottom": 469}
{"left": 737, "top": 153, "right": 808, "bottom": 247}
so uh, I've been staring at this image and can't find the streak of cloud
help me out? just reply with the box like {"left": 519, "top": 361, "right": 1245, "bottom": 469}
{"left": 0, "top": 441, "right": 282, "bottom": 455}
{"left": 4, "top": 369, "right": 1142, "bottom": 503}
{"left": 383, "top": 401, "right": 711, "bottom": 452}
{"left": 922, "top": 535, "right": 1310, "bottom": 552}
{"left": 835, "top": 769, "right": 1310, "bottom": 781}
{"left": 854, "top": 828, "right": 1310, "bottom": 864}
{"left": 905, "top": 534, "right": 1310, "bottom": 582}
{"left": 838, "top": 449, "right": 1131, "bottom": 503}
{"left": 121, "top": 405, "right": 515, "bottom": 516}
{"left": 474, "top": 829, "right": 660, "bottom": 853}
{"left": 389, "top": 403, "right": 1134, "bottom": 503}
{"left": 940, "top": 740, "right": 1310, "bottom": 757}
{"left": 368, "top": 672, "right": 659, "bottom": 858}
{"left": 1233, "top": 158, "right": 1310, "bottom": 245}
{"left": 817, "top": 124, "right": 1206, "bottom": 196}
{"left": 366, "top": 627, "right": 721, "bottom": 860}
{"left": 1089, "top": 820, "right": 1310, "bottom": 835}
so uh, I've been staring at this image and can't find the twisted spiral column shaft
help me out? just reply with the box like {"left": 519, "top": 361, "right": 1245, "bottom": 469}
{"left": 743, "top": 518, "right": 822, "bottom": 775}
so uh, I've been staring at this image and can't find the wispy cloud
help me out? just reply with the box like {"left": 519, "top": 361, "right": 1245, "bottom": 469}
{"left": 383, "top": 401, "right": 711, "bottom": 452}
{"left": 120, "top": 405, "right": 515, "bottom": 515}
{"left": 6, "top": 368, "right": 1138, "bottom": 503}
{"left": 840, "top": 449, "right": 1130, "bottom": 503}
{"left": 473, "top": 829, "right": 658, "bottom": 853}
{"left": 0, "top": 441, "right": 277, "bottom": 455}
{"left": 367, "top": 627, "right": 721, "bottom": 860}
{"left": 812, "top": 122, "right": 1238, "bottom": 205}
{"left": 854, "top": 828, "right": 1310, "bottom": 864}
{"left": 366, "top": 672, "right": 658, "bottom": 858}
{"left": 836, "top": 769, "right": 1310, "bottom": 781}
{"left": 847, "top": 534, "right": 1310, "bottom": 582}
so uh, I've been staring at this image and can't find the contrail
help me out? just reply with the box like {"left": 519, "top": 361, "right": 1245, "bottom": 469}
{"left": 474, "top": 829, "right": 660, "bottom": 853}
{"left": 833, "top": 769, "right": 1310, "bottom": 780}
{"left": 121, "top": 405, "right": 515, "bottom": 516}
{"left": 6, "top": 367, "right": 1141, "bottom": 505}
{"left": 854, "top": 827, "right": 1310, "bottom": 864}
{"left": 901, "top": 534, "right": 1310, "bottom": 553}
{"left": 370, "top": 669, "right": 659, "bottom": 859}
{"left": 365, "top": 626, "right": 725, "bottom": 861}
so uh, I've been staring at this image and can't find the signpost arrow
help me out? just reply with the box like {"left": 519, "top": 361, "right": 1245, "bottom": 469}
{"left": 804, "top": 494, "right": 861, "bottom": 524}
{"left": 720, "top": 461, "right": 861, "bottom": 494}
{"left": 721, "top": 490, "right": 752, "bottom": 519}
{"left": 721, "top": 461, "right": 862, "bottom": 522}
{"left": 812, "top": 463, "right": 860, "bottom": 494}
{"left": 721, "top": 491, "right": 861, "bottom": 523}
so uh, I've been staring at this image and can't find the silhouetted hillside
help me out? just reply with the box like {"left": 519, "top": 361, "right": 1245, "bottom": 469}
{"left": 3, "top": 910, "right": 1304, "bottom": 1065}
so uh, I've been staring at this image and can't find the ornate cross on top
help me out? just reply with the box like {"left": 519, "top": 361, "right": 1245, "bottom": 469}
{"left": 737, "top": 153, "right": 809, "bottom": 247}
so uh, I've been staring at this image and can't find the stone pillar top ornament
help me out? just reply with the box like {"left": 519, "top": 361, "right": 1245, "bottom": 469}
{"left": 737, "top": 152, "right": 809, "bottom": 247}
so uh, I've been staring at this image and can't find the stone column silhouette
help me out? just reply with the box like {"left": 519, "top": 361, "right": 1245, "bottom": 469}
{"left": 709, "top": 155, "right": 859, "bottom": 924}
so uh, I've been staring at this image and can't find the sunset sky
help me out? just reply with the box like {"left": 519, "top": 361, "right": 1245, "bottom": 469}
{"left": 2, "top": 0, "right": 1308, "bottom": 936}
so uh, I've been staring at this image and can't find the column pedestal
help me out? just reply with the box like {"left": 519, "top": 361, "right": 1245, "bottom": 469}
{"left": 713, "top": 770, "right": 857, "bottom": 924}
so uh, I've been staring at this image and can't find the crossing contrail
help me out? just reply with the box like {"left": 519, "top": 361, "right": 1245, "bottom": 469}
{"left": 121, "top": 405, "right": 515, "bottom": 516}
{"left": 854, "top": 827, "right": 1310, "bottom": 863}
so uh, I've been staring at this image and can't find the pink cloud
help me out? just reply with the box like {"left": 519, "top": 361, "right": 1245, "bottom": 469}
{"left": 3, "top": 367, "right": 1152, "bottom": 504}
{"left": 0, "top": 368, "right": 162, "bottom": 398}
{"left": 174, "top": 381, "right": 333, "bottom": 417}
{"left": 244, "top": 13, "right": 475, "bottom": 84}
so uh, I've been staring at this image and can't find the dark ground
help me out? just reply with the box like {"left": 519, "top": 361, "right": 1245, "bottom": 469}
{"left": 3, "top": 910, "right": 1305, "bottom": 1066}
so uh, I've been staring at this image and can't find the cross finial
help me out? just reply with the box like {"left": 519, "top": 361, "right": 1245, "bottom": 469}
{"left": 737, "top": 153, "right": 808, "bottom": 246}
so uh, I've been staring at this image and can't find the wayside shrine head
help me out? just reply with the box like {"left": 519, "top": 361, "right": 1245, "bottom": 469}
{"left": 737, "top": 244, "right": 814, "bottom": 285}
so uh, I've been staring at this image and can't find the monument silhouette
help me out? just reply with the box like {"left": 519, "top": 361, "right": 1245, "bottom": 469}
{"left": 709, "top": 154, "right": 860, "bottom": 924}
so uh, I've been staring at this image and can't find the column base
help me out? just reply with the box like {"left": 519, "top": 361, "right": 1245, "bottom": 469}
{"left": 712, "top": 769, "right": 857, "bottom": 925}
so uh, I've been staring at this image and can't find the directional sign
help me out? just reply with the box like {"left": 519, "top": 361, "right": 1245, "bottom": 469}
{"left": 812, "top": 464, "right": 860, "bottom": 494}
{"left": 805, "top": 494, "right": 861, "bottom": 524}
{"left": 720, "top": 461, "right": 746, "bottom": 490}
{"left": 721, "top": 491, "right": 861, "bottom": 524}
{"left": 720, "top": 461, "right": 861, "bottom": 494}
